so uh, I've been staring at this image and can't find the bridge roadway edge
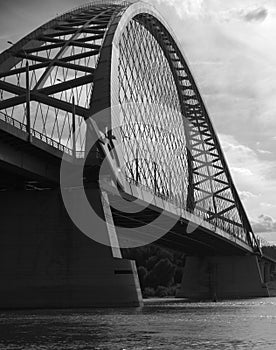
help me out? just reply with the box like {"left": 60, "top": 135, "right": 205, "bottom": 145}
{"left": 103, "top": 181, "right": 273, "bottom": 300}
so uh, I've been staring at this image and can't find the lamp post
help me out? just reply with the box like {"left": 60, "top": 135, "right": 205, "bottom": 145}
{"left": 7, "top": 41, "right": 31, "bottom": 141}
{"left": 72, "top": 95, "right": 76, "bottom": 159}
{"left": 25, "top": 61, "right": 31, "bottom": 141}
{"left": 135, "top": 147, "right": 139, "bottom": 184}
{"left": 57, "top": 78, "right": 76, "bottom": 159}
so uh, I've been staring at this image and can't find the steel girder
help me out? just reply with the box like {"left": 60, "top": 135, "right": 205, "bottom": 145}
{"left": 0, "top": 1, "right": 260, "bottom": 252}
{"left": 0, "top": 1, "right": 127, "bottom": 156}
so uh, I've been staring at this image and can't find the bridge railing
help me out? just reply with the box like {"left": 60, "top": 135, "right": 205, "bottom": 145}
{"left": 256, "top": 235, "right": 275, "bottom": 248}
{"left": 125, "top": 176, "right": 264, "bottom": 249}
{"left": 0, "top": 111, "right": 87, "bottom": 158}
{"left": 126, "top": 176, "right": 185, "bottom": 209}
{"left": 2, "top": 110, "right": 273, "bottom": 252}
{"left": 0, "top": 112, "right": 28, "bottom": 133}
{"left": 31, "top": 129, "right": 73, "bottom": 155}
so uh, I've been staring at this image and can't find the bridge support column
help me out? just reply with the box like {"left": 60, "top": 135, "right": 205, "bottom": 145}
{"left": 0, "top": 189, "right": 142, "bottom": 309}
{"left": 259, "top": 260, "right": 272, "bottom": 284}
{"left": 264, "top": 262, "right": 271, "bottom": 283}
{"left": 176, "top": 255, "right": 269, "bottom": 300}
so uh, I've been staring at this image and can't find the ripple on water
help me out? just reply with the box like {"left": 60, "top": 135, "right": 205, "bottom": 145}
{"left": 0, "top": 298, "right": 276, "bottom": 349}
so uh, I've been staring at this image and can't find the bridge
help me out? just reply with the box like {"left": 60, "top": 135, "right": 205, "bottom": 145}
{"left": 0, "top": 0, "right": 275, "bottom": 308}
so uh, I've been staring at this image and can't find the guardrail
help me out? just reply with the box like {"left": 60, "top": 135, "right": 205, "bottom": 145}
{"left": 0, "top": 112, "right": 85, "bottom": 158}
{"left": 256, "top": 235, "right": 275, "bottom": 248}
{"left": 2, "top": 112, "right": 274, "bottom": 252}
{"left": 125, "top": 176, "right": 265, "bottom": 250}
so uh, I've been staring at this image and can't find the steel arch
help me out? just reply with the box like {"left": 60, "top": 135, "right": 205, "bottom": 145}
{"left": 0, "top": 0, "right": 260, "bottom": 252}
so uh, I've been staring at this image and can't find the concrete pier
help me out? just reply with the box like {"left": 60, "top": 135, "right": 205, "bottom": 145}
{"left": 176, "top": 255, "right": 269, "bottom": 300}
{"left": 0, "top": 189, "right": 142, "bottom": 309}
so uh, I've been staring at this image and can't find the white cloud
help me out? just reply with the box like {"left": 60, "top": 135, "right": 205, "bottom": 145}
{"left": 239, "top": 191, "right": 258, "bottom": 201}
{"left": 220, "top": 134, "right": 275, "bottom": 179}
{"left": 153, "top": 1, "right": 269, "bottom": 23}
{"left": 232, "top": 167, "right": 254, "bottom": 177}
{"left": 252, "top": 214, "right": 276, "bottom": 233}
{"left": 152, "top": 0, "right": 276, "bottom": 144}
{"left": 217, "top": 6, "right": 269, "bottom": 23}
{"left": 218, "top": 134, "right": 276, "bottom": 219}
{"left": 261, "top": 202, "right": 276, "bottom": 208}
{"left": 154, "top": 0, "right": 204, "bottom": 18}
{"left": 257, "top": 149, "right": 272, "bottom": 155}
{"left": 219, "top": 135, "right": 269, "bottom": 181}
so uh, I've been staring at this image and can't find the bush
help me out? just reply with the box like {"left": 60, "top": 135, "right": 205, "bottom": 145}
{"left": 143, "top": 287, "right": 155, "bottom": 298}
{"left": 123, "top": 245, "right": 186, "bottom": 295}
{"left": 166, "top": 285, "right": 177, "bottom": 296}
{"left": 145, "top": 258, "right": 176, "bottom": 288}
{"left": 146, "top": 255, "right": 159, "bottom": 270}
{"left": 155, "top": 286, "right": 168, "bottom": 297}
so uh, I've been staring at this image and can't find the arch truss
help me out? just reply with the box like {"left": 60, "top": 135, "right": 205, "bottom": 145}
{"left": 0, "top": 0, "right": 260, "bottom": 252}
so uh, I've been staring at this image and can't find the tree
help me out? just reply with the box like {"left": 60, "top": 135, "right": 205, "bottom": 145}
{"left": 145, "top": 258, "right": 176, "bottom": 288}
{"left": 137, "top": 266, "right": 148, "bottom": 290}
{"left": 174, "top": 266, "right": 183, "bottom": 284}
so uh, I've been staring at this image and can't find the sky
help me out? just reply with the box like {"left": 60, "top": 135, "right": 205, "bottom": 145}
{"left": 0, "top": 0, "right": 275, "bottom": 242}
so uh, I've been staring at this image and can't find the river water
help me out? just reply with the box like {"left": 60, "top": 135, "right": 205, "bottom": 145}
{"left": 0, "top": 298, "right": 276, "bottom": 350}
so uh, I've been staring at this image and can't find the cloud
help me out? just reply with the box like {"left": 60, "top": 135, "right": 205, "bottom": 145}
{"left": 261, "top": 202, "right": 276, "bottom": 208}
{"left": 232, "top": 167, "right": 254, "bottom": 177}
{"left": 221, "top": 137, "right": 256, "bottom": 160}
{"left": 216, "top": 6, "right": 269, "bottom": 23}
{"left": 152, "top": 0, "right": 276, "bottom": 224}
{"left": 154, "top": 0, "right": 204, "bottom": 18}
{"left": 239, "top": 191, "right": 258, "bottom": 201}
{"left": 218, "top": 134, "right": 276, "bottom": 219}
{"left": 252, "top": 214, "right": 276, "bottom": 233}
{"left": 220, "top": 135, "right": 267, "bottom": 182}
{"left": 241, "top": 7, "right": 268, "bottom": 22}
{"left": 257, "top": 149, "right": 272, "bottom": 155}
{"left": 220, "top": 134, "right": 275, "bottom": 183}
{"left": 154, "top": 1, "right": 269, "bottom": 24}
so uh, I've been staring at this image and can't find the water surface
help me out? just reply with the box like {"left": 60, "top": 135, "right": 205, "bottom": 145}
{"left": 1, "top": 298, "right": 276, "bottom": 349}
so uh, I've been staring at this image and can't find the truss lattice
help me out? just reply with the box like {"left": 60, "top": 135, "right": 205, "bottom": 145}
{"left": 0, "top": 1, "right": 125, "bottom": 155}
{"left": 113, "top": 12, "right": 259, "bottom": 249}
{"left": 0, "top": 1, "right": 260, "bottom": 251}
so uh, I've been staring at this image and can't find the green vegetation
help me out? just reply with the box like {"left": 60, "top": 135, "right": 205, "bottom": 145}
{"left": 123, "top": 245, "right": 185, "bottom": 298}
{"left": 123, "top": 245, "right": 276, "bottom": 298}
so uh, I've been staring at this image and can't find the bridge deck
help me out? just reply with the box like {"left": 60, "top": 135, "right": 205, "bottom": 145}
{"left": 101, "top": 181, "right": 256, "bottom": 256}
{"left": 0, "top": 119, "right": 274, "bottom": 264}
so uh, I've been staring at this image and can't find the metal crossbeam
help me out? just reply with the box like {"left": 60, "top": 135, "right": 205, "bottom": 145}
{"left": 0, "top": 95, "right": 26, "bottom": 110}
{"left": 0, "top": 80, "right": 25, "bottom": 95}
{"left": 32, "top": 92, "right": 88, "bottom": 117}
{"left": 0, "top": 63, "right": 48, "bottom": 78}
{"left": 0, "top": 3, "right": 120, "bottom": 163}
{"left": 0, "top": 1, "right": 261, "bottom": 253}
{"left": 39, "top": 74, "right": 94, "bottom": 95}
{"left": 53, "top": 61, "right": 95, "bottom": 73}
{"left": 59, "top": 50, "right": 99, "bottom": 62}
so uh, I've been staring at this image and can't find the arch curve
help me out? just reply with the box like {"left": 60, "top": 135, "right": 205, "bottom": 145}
{"left": 0, "top": 0, "right": 260, "bottom": 250}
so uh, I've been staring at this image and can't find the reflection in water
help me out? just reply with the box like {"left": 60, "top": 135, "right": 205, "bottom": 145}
{"left": 1, "top": 298, "right": 276, "bottom": 349}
